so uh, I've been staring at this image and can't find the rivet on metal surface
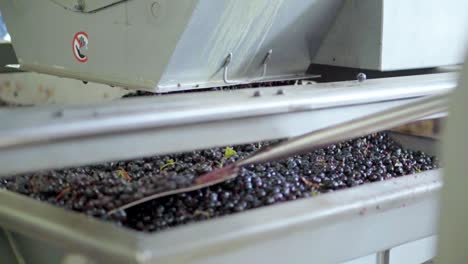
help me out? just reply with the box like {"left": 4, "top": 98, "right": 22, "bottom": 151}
{"left": 253, "top": 90, "right": 262, "bottom": 97}
{"left": 276, "top": 89, "right": 285, "bottom": 95}
{"left": 74, "top": 0, "right": 85, "bottom": 11}
{"left": 53, "top": 110, "right": 64, "bottom": 118}
{"left": 151, "top": 2, "right": 161, "bottom": 18}
{"left": 357, "top": 72, "right": 367, "bottom": 82}
{"left": 223, "top": 49, "right": 273, "bottom": 85}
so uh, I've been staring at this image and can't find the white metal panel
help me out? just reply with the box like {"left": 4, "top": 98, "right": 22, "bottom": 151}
{"left": 381, "top": 0, "right": 468, "bottom": 70}
{"left": 158, "top": 0, "right": 342, "bottom": 92}
{"left": 0, "top": 72, "right": 129, "bottom": 106}
{"left": 312, "top": 0, "right": 383, "bottom": 69}
{"left": 342, "top": 254, "right": 377, "bottom": 264}
{"left": 1, "top": 0, "right": 343, "bottom": 92}
{"left": 313, "top": 0, "right": 468, "bottom": 71}
{"left": 0, "top": 0, "right": 198, "bottom": 90}
{"left": 437, "top": 57, "right": 468, "bottom": 263}
{"left": 389, "top": 236, "right": 437, "bottom": 264}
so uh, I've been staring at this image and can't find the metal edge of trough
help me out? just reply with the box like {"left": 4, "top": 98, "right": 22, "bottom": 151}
{"left": 0, "top": 72, "right": 457, "bottom": 176}
{"left": 138, "top": 170, "right": 442, "bottom": 264}
{"left": 0, "top": 170, "right": 442, "bottom": 264}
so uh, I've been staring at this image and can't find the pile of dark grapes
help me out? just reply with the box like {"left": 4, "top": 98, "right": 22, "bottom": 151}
{"left": 0, "top": 133, "right": 438, "bottom": 233}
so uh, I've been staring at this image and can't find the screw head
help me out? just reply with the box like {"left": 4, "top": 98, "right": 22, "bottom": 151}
{"left": 356, "top": 72, "right": 367, "bottom": 82}
{"left": 151, "top": 2, "right": 161, "bottom": 18}
{"left": 253, "top": 90, "right": 262, "bottom": 97}
{"left": 74, "top": 0, "right": 85, "bottom": 11}
{"left": 53, "top": 110, "right": 64, "bottom": 118}
{"left": 276, "top": 89, "right": 285, "bottom": 95}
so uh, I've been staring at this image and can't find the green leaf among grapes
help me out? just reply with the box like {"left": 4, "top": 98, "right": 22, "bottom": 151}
{"left": 224, "top": 147, "right": 237, "bottom": 159}
{"left": 160, "top": 159, "right": 176, "bottom": 171}
{"left": 117, "top": 168, "right": 132, "bottom": 181}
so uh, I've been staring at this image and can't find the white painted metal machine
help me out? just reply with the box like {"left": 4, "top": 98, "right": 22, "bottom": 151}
{"left": 0, "top": 0, "right": 467, "bottom": 263}
{"left": 1, "top": 0, "right": 467, "bottom": 92}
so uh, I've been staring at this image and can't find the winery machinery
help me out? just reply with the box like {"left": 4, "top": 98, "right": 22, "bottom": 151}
{"left": 0, "top": 0, "right": 467, "bottom": 263}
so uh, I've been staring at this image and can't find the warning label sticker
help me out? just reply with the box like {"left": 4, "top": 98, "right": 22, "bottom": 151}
{"left": 72, "top": 32, "right": 89, "bottom": 63}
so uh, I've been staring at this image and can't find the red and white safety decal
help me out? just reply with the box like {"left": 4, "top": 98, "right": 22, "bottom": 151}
{"left": 72, "top": 31, "right": 89, "bottom": 63}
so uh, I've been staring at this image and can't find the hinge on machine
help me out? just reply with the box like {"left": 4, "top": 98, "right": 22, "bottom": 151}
{"left": 223, "top": 49, "right": 273, "bottom": 85}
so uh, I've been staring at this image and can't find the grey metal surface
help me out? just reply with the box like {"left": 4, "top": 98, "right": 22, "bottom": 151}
{"left": 437, "top": 58, "right": 468, "bottom": 263}
{"left": 0, "top": 0, "right": 198, "bottom": 91}
{"left": 0, "top": 0, "right": 342, "bottom": 92}
{"left": 0, "top": 72, "right": 130, "bottom": 106}
{"left": 3, "top": 0, "right": 467, "bottom": 91}
{"left": 0, "top": 73, "right": 456, "bottom": 176}
{"left": 157, "top": 0, "right": 342, "bottom": 92}
{"left": 389, "top": 236, "right": 437, "bottom": 264}
{"left": 313, "top": 0, "right": 468, "bottom": 70}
